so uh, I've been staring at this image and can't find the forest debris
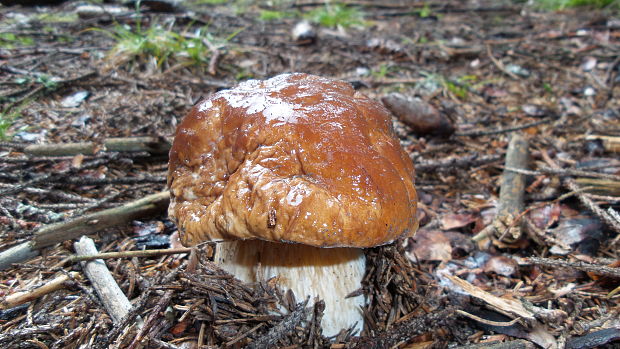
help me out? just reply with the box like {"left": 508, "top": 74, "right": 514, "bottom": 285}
{"left": 574, "top": 178, "right": 620, "bottom": 196}
{"left": 74, "top": 236, "right": 133, "bottom": 324}
{"left": 475, "top": 134, "right": 529, "bottom": 242}
{"left": 23, "top": 137, "right": 172, "bottom": 156}
{"left": 455, "top": 117, "right": 556, "bottom": 137}
{"left": 446, "top": 275, "right": 566, "bottom": 328}
{"left": 381, "top": 93, "right": 455, "bottom": 137}
{"left": 566, "top": 328, "right": 620, "bottom": 349}
{"left": 0, "top": 191, "right": 170, "bottom": 270}
{"left": 548, "top": 217, "right": 603, "bottom": 255}
{"left": 1, "top": 272, "right": 80, "bottom": 309}
{"left": 405, "top": 229, "right": 452, "bottom": 262}
{"left": 454, "top": 339, "right": 535, "bottom": 349}
{"left": 244, "top": 301, "right": 308, "bottom": 349}
{"left": 541, "top": 151, "right": 620, "bottom": 239}
{"left": 292, "top": 21, "right": 316, "bottom": 44}
{"left": 60, "top": 91, "right": 90, "bottom": 108}
{"left": 67, "top": 247, "right": 191, "bottom": 264}
{"left": 482, "top": 256, "right": 519, "bottom": 277}
{"left": 584, "top": 135, "right": 620, "bottom": 153}
{"left": 415, "top": 153, "right": 503, "bottom": 173}
{"left": 520, "top": 257, "right": 620, "bottom": 279}
{"left": 352, "top": 307, "right": 456, "bottom": 349}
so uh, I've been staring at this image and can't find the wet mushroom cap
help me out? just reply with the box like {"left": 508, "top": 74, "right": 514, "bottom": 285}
{"left": 168, "top": 73, "right": 417, "bottom": 247}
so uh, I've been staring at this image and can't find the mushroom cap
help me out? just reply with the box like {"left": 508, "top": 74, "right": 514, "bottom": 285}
{"left": 168, "top": 73, "right": 417, "bottom": 248}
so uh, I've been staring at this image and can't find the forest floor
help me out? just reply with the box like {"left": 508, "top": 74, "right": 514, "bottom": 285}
{"left": 0, "top": 0, "right": 619, "bottom": 348}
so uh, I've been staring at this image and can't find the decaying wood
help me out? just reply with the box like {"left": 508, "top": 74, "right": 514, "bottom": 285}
{"left": 0, "top": 191, "right": 170, "bottom": 270}
{"left": 74, "top": 236, "right": 132, "bottom": 324}
{"left": 1, "top": 272, "right": 80, "bottom": 309}
{"left": 475, "top": 134, "right": 529, "bottom": 242}
{"left": 23, "top": 137, "right": 172, "bottom": 156}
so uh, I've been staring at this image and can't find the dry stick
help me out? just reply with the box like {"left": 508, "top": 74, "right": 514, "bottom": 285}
{"left": 454, "top": 339, "right": 535, "bottom": 349}
{"left": 0, "top": 157, "right": 110, "bottom": 197}
{"left": 0, "top": 191, "right": 170, "bottom": 270}
{"left": 486, "top": 44, "right": 519, "bottom": 79}
{"left": 23, "top": 137, "right": 172, "bottom": 156}
{"left": 474, "top": 134, "right": 529, "bottom": 242}
{"left": 505, "top": 166, "right": 620, "bottom": 182}
{"left": 521, "top": 257, "right": 620, "bottom": 279}
{"left": 67, "top": 248, "right": 192, "bottom": 264}
{"left": 74, "top": 236, "right": 132, "bottom": 324}
{"left": 455, "top": 116, "right": 556, "bottom": 137}
{"left": 1, "top": 272, "right": 80, "bottom": 309}
{"left": 415, "top": 153, "right": 503, "bottom": 173}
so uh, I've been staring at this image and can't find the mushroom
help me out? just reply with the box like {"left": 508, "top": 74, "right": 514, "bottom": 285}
{"left": 167, "top": 73, "right": 418, "bottom": 337}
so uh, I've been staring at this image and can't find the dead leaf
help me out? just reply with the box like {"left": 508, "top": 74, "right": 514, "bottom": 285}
{"left": 441, "top": 213, "right": 477, "bottom": 230}
{"left": 405, "top": 229, "right": 452, "bottom": 263}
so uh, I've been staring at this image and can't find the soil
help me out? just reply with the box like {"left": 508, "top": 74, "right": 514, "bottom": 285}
{"left": 0, "top": 1, "right": 619, "bottom": 348}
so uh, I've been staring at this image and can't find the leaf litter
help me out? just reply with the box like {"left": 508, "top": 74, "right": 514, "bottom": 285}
{"left": 0, "top": 0, "right": 619, "bottom": 348}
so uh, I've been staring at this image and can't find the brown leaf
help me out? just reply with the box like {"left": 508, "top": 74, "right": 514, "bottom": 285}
{"left": 441, "top": 213, "right": 477, "bottom": 230}
{"left": 405, "top": 229, "right": 452, "bottom": 263}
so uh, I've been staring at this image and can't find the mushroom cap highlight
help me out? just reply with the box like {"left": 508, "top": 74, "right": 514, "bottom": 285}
{"left": 168, "top": 73, "right": 417, "bottom": 248}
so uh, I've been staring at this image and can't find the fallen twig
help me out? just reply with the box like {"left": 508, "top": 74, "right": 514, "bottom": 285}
{"left": 505, "top": 166, "right": 620, "bottom": 182}
{"left": 0, "top": 191, "right": 170, "bottom": 270}
{"left": 74, "top": 236, "right": 132, "bottom": 324}
{"left": 1, "top": 272, "right": 80, "bottom": 309}
{"left": 0, "top": 157, "right": 110, "bottom": 197}
{"left": 454, "top": 339, "right": 535, "bottom": 349}
{"left": 22, "top": 137, "right": 172, "bottom": 156}
{"left": 455, "top": 117, "right": 557, "bottom": 137}
{"left": 521, "top": 257, "right": 620, "bottom": 279}
{"left": 415, "top": 153, "right": 503, "bottom": 173}
{"left": 67, "top": 248, "right": 191, "bottom": 264}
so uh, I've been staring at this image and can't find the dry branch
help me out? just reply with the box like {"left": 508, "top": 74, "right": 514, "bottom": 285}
{"left": 455, "top": 339, "right": 535, "bottom": 349}
{"left": 0, "top": 191, "right": 170, "bottom": 270}
{"left": 23, "top": 137, "right": 172, "bottom": 156}
{"left": 521, "top": 257, "right": 620, "bottom": 279}
{"left": 415, "top": 153, "right": 503, "bottom": 173}
{"left": 68, "top": 248, "right": 191, "bottom": 264}
{"left": 1, "top": 272, "right": 80, "bottom": 309}
{"left": 74, "top": 236, "right": 132, "bottom": 324}
{"left": 475, "top": 134, "right": 529, "bottom": 242}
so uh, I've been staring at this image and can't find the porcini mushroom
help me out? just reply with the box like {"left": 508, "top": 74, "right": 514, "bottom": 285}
{"left": 167, "top": 73, "right": 417, "bottom": 336}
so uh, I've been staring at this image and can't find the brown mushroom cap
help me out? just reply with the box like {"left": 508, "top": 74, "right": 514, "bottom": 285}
{"left": 168, "top": 73, "right": 417, "bottom": 248}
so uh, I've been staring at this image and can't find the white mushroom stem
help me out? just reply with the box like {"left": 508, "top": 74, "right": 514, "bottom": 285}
{"left": 215, "top": 240, "right": 366, "bottom": 337}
